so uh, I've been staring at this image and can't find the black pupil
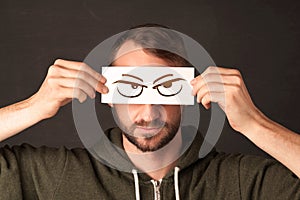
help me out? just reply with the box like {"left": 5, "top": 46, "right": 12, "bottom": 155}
{"left": 163, "top": 81, "right": 172, "bottom": 88}
{"left": 131, "top": 84, "right": 138, "bottom": 89}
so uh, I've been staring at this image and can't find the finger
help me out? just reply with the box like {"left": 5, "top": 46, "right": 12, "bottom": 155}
{"left": 190, "top": 72, "right": 204, "bottom": 85}
{"left": 191, "top": 76, "right": 210, "bottom": 96}
{"left": 50, "top": 77, "right": 96, "bottom": 99}
{"left": 192, "top": 73, "right": 243, "bottom": 96}
{"left": 202, "top": 73, "right": 242, "bottom": 86}
{"left": 196, "top": 86, "right": 209, "bottom": 103}
{"left": 62, "top": 88, "right": 87, "bottom": 103}
{"left": 196, "top": 83, "right": 225, "bottom": 103}
{"left": 213, "top": 73, "right": 250, "bottom": 102}
{"left": 201, "top": 92, "right": 225, "bottom": 110}
{"left": 48, "top": 65, "right": 109, "bottom": 94}
{"left": 54, "top": 87, "right": 87, "bottom": 103}
{"left": 54, "top": 59, "right": 107, "bottom": 84}
{"left": 201, "top": 94, "right": 211, "bottom": 109}
{"left": 72, "top": 88, "right": 88, "bottom": 103}
{"left": 191, "top": 72, "right": 224, "bottom": 95}
{"left": 193, "top": 79, "right": 225, "bottom": 97}
{"left": 191, "top": 77, "right": 204, "bottom": 96}
{"left": 203, "top": 66, "right": 241, "bottom": 76}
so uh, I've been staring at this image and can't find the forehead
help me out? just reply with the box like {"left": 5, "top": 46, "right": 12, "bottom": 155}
{"left": 112, "top": 41, "right": 171, "bottom": 67}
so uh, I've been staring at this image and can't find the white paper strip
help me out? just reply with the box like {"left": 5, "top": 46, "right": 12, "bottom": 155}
{"left": 101, "top": 66, "right": 194, "bottom": 105}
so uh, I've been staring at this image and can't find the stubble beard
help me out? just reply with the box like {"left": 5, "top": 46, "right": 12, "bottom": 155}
{"left": 122, "top": 117, "right": 181, "bottom": 152}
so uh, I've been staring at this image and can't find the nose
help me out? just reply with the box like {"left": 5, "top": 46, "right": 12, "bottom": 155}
{"left": 136, "top": 104, "right": 160, "bottom": 122}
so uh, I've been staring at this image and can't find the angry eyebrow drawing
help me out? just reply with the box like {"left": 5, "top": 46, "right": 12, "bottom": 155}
{"left": 113, "top": 73, "right": 186, "bottom": 98}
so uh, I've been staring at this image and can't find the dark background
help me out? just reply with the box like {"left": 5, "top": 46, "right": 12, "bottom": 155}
{"left": 0, "top": 0, "right": 299, "bottom": 157}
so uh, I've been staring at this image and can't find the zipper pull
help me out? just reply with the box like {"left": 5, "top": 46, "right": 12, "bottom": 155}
{"left": 151, "top": 179, "right": 162, "bottom": 200}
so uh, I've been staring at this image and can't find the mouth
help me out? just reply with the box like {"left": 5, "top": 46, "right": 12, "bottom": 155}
{"left": 134, "top": 126, "right": 163, "bottom": 137}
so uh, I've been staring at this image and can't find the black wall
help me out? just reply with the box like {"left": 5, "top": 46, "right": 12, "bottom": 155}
{"left": 0, "top": 0, "right": 299, "bottom": 157}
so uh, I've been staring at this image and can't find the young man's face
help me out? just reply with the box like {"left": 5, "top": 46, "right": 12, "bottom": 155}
{"left": 112, "top": 48, "right": 182, "bottom": 152}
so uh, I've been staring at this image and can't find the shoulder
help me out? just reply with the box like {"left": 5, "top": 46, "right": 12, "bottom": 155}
{"left": 198, "top": 152, "right": 291, "bottom": 177}
{"left": 187, "top": 152, "right": 299, "bottom": 197}
{"left": 0, "top": 143, "right": 91, "bottom": 168}
{"left": 210, "top": 152, "right": 299, "bottom": 199}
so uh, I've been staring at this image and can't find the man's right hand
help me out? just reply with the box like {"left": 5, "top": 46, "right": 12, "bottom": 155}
{"left": 0, "top": 59, "right": 109, "bottom": 141}
{"left": 30, "top": 59, "right": 109, "bottom": 119}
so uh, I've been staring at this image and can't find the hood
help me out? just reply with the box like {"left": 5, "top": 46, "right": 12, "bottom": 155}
{"left": 88, "top": 126, "right": 218, "bottom": 200}
{"left": 89, "top": 125, "right": 217, "bottom": 179}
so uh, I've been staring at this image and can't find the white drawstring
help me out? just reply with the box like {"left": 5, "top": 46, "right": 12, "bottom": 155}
{"left": 174, "top": 167, "right": 180, "bottom": 200}
{"left": 132, "top": 169, "right": 140, "bottom": 200}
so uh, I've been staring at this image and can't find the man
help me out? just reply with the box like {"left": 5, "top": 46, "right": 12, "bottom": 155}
{"left": 0, "top": 24, "right": 299, "bottom": 199}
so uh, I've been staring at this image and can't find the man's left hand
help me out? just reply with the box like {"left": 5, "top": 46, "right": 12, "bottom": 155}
{"left": 191, "top": 66, "right": 262, "bottom": 134}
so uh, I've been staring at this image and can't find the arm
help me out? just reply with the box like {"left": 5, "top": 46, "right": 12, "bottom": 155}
{"left": 0, "top": 97, "right": 42, "bottom": 141}
{"left": 244, "top": 112, "right": 300, "bottom": 179}
{"left": 191, "top": 66, "right": 300, "bottom": 178}
{"left": 0, "top": 59, "right": 109, "bottom": 141}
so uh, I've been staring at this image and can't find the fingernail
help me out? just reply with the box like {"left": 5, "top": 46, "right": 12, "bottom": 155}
{"left": 100, "top": 78, "right": 107, "bottom": 84}
{"left": 103, "top": 87, "right": 109, "bottom": 93}
{"left": 190, "top": 79, "right": 195, "bottom": 84}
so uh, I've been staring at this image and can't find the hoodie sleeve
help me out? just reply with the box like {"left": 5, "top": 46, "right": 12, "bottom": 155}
{"left": 238, "top": 155, "right": 300, "bottom": 200}
{"left": 0, "top": 144, "right": 67, "bottom": 200}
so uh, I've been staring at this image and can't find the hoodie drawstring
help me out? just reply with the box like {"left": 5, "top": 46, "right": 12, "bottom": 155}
{"left": 132, "top": 167, "right": 180, "bottom": 200}
{"left": 132, "top": 169, "right": 140, "bottom": 200}
{"left": 174, "top": 167, "right": 180, "bottom": 200}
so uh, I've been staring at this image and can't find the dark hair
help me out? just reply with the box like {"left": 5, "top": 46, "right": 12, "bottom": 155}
{"left": 109, "top": 23, "right": 191, "bottom": 66}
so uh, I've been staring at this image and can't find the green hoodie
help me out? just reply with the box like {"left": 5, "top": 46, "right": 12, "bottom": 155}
{"left": 0, "top": 127, "right": 299, "bottom": 200}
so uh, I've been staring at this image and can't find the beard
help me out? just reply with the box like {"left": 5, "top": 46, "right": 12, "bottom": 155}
{"left": 121, "top": 116, "right": 181, "bottom": 152}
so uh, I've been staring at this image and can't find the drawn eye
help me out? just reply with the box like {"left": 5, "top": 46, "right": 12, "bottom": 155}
{"left": 153, "top": 78, "right": 185, "bottom": 97}
{"left": 131, "top": 84, "right": 138, "bottom": 89}
{"left": 113, "top": 80, "right": 147, "bottom": 98}
{"left": 161, "top": 81, "right": 172, "bottom": 88}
